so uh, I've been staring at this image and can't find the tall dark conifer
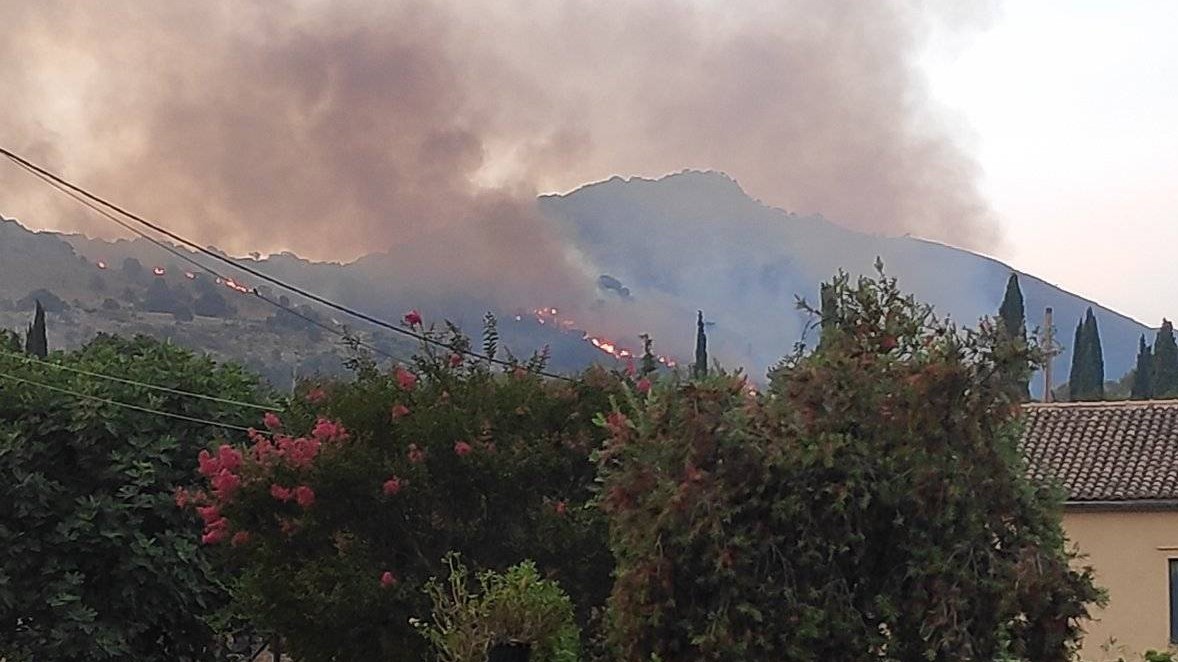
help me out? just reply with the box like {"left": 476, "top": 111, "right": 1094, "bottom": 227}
{"left": 1131, "top": 335, "right": 1153, "bottom": 400}
{"left": 693, "top": 311, "right": 708, "bottom": 379}
{"left": 1083, "top": 308, "right": 1104, "bottom": 400}
{"left": 998, "top": 273, "right": 1026, "bottom": 339}
{"left": 1152, "top": 319, "right": 1178, "bottom": 397}
{"left": 1068, "top": 317, "right": 1088, "bottom": 401}
{"left": 25, "top": 300, "right": 47, "bottom": 358}
{"left": 997, "top": 273, "right": 1030, "bottom": 399}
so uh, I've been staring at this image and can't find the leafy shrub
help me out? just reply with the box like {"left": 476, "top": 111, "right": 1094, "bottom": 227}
{"left": 599, "top": 270, "right": 1102, "bottom": 662}
{"left": 0, "top": 335, "right": 265, "bottom": 660}
{"left": 420, "top": 554, "right": 580, "bottom": 662}
{"left": 186, "top": 318, "right": 620, "bottom": 661}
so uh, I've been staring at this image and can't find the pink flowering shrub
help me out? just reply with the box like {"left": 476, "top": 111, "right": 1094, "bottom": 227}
{"left": 184, "top": 316, "right": 626, "bottom": 662}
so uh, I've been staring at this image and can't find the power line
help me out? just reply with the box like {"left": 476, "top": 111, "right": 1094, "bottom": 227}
{"left": 0, "top": 370, "right": 263, "bottom": 434}
{"left": 0, "top": 146, "right": 575, "bottom": 381}
{"left": 0, "top": 348, "right": 282, "bottom": 412}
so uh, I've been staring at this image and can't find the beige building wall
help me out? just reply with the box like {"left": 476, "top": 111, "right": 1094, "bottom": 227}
{"left": 1064, "top": 509, "right": 1178, "bottom": 660}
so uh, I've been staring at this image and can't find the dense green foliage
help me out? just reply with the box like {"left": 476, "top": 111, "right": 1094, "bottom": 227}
{"left": 599, "top": 271, "right": 1101, "bottom": 661}
{"left": 1069, "top": 308, "right": 1105, "bottom": 401}
{"left": 0, "top": 335, "right": 265, "bottom": 661}
{"left": 185, "top": 320, "right": 620, "bottom": 662}
{"left": 420, "top": 555, "right": 580, "bottom": 662}
{"left": 1131, "top": 335, "right": 1153, "bottom": 399}
{"left": 1151, "top": 320, "right": 1178, "bottom": 397}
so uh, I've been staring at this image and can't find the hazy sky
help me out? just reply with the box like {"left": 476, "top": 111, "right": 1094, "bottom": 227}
{"left": 922, "top": 0, "right": 1178, "bottom": 326}
{"left": 2, "top": 1, "right": 1175, "bottom": 327}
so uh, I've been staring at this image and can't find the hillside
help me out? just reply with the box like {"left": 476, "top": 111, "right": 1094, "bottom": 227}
{"left": 540, "top": 171, "right": 1154, "bottom": 394}
{"left": 1, "top": 171, "right": 1156, "bottom": 391}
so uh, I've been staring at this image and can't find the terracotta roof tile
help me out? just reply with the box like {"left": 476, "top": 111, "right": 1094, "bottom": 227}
{"left": 1020, "top": 400, "right": 1178, "bottom": 502}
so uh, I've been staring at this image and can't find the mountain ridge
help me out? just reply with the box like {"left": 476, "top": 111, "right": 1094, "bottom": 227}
{"left": 1, "top": 171, "right": 1156, "bottom": 393}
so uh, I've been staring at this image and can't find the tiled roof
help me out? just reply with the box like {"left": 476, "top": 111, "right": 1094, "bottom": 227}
{"left": 1020, "top": 400, "right": 1178, "bottom": 503}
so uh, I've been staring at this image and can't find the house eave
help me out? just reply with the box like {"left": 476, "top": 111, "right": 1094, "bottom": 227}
{"left": 1064, "top": 499, "right": 1178, "bottom": 513}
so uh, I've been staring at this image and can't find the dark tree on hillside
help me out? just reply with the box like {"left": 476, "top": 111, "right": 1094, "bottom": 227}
{"left": 193, "top": 290, "right": 234, "bottom": 318}
{"left": 25, "top": 300, "right": 47, "bottom": 358}
{"left": 142, "top": 279, "right": 177, "bottom": 314}
{"left": 693, "top": 310, "right": 708, "bottom": 379}
{"left": 998, "top": 273, "right": 1026, "bottom": 339}
{"left": 1068, "top": 318, "right": 1087, "bottom": 401}
{"left": 1131, "top": 335, "right": 1153, "bottom": 400}
{"left": 997, "top": 273, "right": 1030, "bottom": 399}
{"left": 122, "top": 257, "right": 144, "bottom": 280}
{"left": 1152, "top": 319, "right": 1178, "bottom": 397}
{"left": 1068, "top": 309, "right": 1104, "bottom": 401}
{"left": 1084, "top": 308, "right": 1105, "bottom": 400}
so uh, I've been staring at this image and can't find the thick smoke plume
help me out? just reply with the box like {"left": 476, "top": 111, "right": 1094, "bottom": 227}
{"left": 0, "top": 0, "right": 997, "bottom": 315}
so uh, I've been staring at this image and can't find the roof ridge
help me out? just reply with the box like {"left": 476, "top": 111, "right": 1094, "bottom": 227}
{"left": 1022, "top": 399, "right": 1178, "bottom": 409}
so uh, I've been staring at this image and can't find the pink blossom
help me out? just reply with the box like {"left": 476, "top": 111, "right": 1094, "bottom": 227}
{"left": 391, "top": 404, "right": 410, "bottom": 419}
{"left": 215, "top": 445, "right": 243, "bottom": 473}
{"left": 196, "top": 504, "right": 221, "bottom": 524}
{"left": 263, "top": 412, "right": 283, "bottom": 431}
{"left": 403, "top": 309, "right": 422, "bottom": 327}
{"left": 380, "top": 571, "right": 398, "bottom": 588}
{"left": 453, "top": 441, "right": 473, "bottom": 457}
{"left": 407, "top": 444, "right": 426, "bottom": 464}
{"left": 280, "top": 436, "right": 322, "bottom": 469}
{"left": 174, "top": 487, "right": 191, "bottom": 509}
{"left": 624, "top": 359, "right": 636, "bottom": 377}
{"left": 305, "top": 387, "right": 327, "bottom": 405}
{"left": 395, "top": 366, "right": 418, "bottom": 391}
{"left": 197, "top": 449, "right": 219, "bottom": 477}
{"left": 449, "top": 353, "right": 463, "bottom": 368}
{"left": 636, "top": 378, "right": 652, "bottom": 394}
{"left": 553, "top": 500, "right": 568, "bottom": 516}
{"left": 382, "top": 477, "right": 403, "bottom": 496}
{"left": 252, "top": 436, "right": 276, "bottom": 463}
{"left": 294, "top": 485, "right": 316, "bottom": 508}
{"left": 230, "top": 530, "right": 251, "bottom": 547}
{"left": 311, "top": 418, "right": 349, "bottom": 444}
{"left": 211, "top": 469, "right": 241, "bottom": 500}
{"left": 202, "top": 527, "right": 228, "bottom": 545}
{"left": 201, "top": 516, "right": 229, "bottom": 545}
{"left": 270, "top": 484, "right": 293, "bottom": 502}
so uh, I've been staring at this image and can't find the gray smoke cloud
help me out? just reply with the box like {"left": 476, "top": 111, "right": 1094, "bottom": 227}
{"left": 0, "top": 0, "right": 999, "bottom": 317}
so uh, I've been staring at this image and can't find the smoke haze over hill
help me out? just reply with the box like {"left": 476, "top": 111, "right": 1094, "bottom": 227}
{"left": 1, "top": 1, "right": 998, "bottom": 299}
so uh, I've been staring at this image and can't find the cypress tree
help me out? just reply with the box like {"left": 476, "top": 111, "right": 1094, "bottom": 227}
{"left": 998, "top": 273, "right": 1026, "bottom": 340}
{"left": 1068, "top": 317, "right": 1088, "bottom": 401}
{"left": 25, "top": 300, "right": 47, "bottom": 358}
{"left": 1083, "top": 308, "right": 1104, "bottom": 400}
{"left": 693, "top": 311, "right": 708, "bottom": 379}
{"left": 1152, "top": 319, "right": 1178, "bottom": 397}
{"left": 997, "top": 273, "right": 1030, "bottom": 399}
{"left": 1131, "top": 334, "right": 1153, "bottom": 399}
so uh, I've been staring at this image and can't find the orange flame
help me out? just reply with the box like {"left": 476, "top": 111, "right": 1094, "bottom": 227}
{"left": 532, "top": 306, "right": 678, "bottom": 367}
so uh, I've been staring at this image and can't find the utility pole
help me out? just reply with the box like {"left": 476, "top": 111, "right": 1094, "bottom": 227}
{"left": 1043, "top": 307, "right": 1056, "bottom": 402}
